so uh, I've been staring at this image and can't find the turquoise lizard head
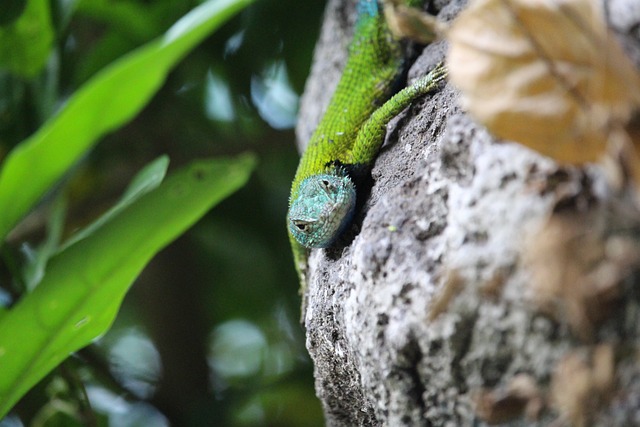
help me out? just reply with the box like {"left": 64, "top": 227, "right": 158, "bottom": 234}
{"left": 288, "top": 171, "right": 356, "bottom": 248}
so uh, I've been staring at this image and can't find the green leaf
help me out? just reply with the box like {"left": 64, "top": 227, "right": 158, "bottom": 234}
{"left": 0, "top": 0, "right": 53, "bottom": 77}
{"left": 60, "top": 155, "right": 169, "bottom": 251}
{"left": 22, "top": 194, "right": 67, "bottom": 291}
{"left": 23, "top": 155, "right": 169, "bottom": 290}
{"left": 0, "top": 0, "right": 254, "bottom": 243}
{"left": 0, "top": 154, "right": 256, "bottom": 417}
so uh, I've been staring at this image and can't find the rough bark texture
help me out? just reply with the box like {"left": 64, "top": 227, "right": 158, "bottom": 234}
{"left": 297, "top": 0, "right": 640, "bottom": 426}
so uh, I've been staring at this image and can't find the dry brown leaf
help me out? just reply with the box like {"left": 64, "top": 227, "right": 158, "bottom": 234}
{"left": 383, "top": 0, "right": 444, "bottom": 44}
{"left": 524, "top": 203, "right": 640, "bottom": 341}
{"left": 427, "top": 268, "right": 464, "bottom": 321}
{"left": 551, "top": 345, "right": 615, "bottom": 427}
{"left": 474, "top": 374, "right": 544, "bottom": 424}
{"left": 447, "top": 0, "right": 640, "bottom": 164}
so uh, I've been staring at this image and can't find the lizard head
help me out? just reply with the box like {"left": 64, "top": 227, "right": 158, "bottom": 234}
{"left": 288, "top": 172, "right": 356, "bottom": 248}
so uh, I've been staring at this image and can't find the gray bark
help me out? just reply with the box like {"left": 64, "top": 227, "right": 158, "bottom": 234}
{"left": 296, "top": 0, "right": 640, "bottom": 426}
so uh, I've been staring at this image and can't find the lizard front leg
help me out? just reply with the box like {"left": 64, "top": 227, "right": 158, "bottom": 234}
{"left": 348, "top": 62, "right": 447, "bottom": 167}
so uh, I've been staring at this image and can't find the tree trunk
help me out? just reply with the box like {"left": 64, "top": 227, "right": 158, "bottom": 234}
{"left": 296, "top": 0, "right": 640, "bottom": 426}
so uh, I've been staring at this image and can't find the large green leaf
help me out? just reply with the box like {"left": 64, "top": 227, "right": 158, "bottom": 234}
{"left": 22, "top": 155, "right": 169, "bottom": 290}
{"left": 0, "top": 154, "right": 256, "bottom": 417}
{"left": 0, "top": 0, "right": 254, "bottom": 243}
{"left": 59, "top": 155, "right": 170, "bottom": 252}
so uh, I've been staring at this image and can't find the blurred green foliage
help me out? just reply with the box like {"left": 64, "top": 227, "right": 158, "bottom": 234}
{"left": 0, "top": 0, "right": 326, "bottom": 425}
{"left": 0, "top": 0, "right": 52, "bottom": 77}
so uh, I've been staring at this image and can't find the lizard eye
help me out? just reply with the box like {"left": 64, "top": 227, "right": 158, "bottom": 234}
{"left": 320, "top": 179, "right": 333, "bottom": 190}
{"left": 293, "top": 220, "right": 309, "bottom": 232}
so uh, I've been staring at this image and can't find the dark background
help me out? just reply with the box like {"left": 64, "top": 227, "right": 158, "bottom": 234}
{"left": 0, "top": 0, "right": 327, "bottom": 425}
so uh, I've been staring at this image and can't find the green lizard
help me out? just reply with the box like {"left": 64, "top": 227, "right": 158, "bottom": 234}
{"left": 288, "top": 0, "right": 446, "bottom": 291}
